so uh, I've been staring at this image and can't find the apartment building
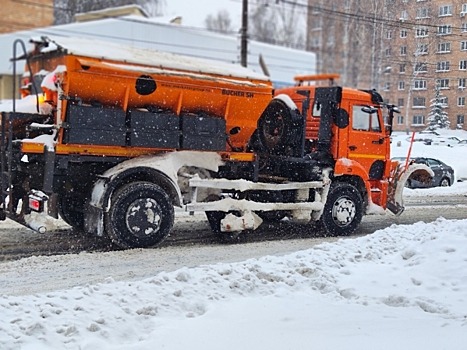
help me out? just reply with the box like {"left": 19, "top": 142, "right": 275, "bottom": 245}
{"left": 307, "top": 0, "right": 467, "bottom": 131}
{"left": 382, "top": 0, "right": 467, "bottom": 131}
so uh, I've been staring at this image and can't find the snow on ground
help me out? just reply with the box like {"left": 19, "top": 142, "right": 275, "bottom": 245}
{"left": 0, "top": 218, "right": 466, "bottom": 349}
{"left": 391, "top": 130, "right": 467, "bottom": 182}
{"left": 0, "top": 130, "right": 467, "bottom": 349}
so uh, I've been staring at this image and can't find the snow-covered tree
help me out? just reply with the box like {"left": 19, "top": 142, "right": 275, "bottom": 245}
{"left": 426, "top": 84, "right": 450, "bottom": 130}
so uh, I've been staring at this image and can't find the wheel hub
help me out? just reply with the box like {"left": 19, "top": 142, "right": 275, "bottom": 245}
{"left": 331, "top": 197, "right": 356, "bottom": 227}
{"left": 125, "top": 198, "right": 162, "bottom": 237}
{"left": 262, "top": 115, "right": 285, "bottom": 148}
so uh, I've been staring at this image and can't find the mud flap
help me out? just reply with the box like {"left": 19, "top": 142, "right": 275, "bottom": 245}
{"left": 387, "top": 162, "right": 433, "bottom": 216}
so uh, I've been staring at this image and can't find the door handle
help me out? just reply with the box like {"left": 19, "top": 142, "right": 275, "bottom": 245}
{"left": 372, "top": 138, "right": 384, "bottom": 144}
{"left": 349, "top": 145, "right": 357, "bottom": 151}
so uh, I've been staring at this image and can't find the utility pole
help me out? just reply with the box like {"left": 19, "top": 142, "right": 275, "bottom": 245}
{"left": 240, "top": 0, "right": 248, "bottom": 67}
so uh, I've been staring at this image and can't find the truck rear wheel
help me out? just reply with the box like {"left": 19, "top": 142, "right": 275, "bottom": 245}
{"left": 105, "top": 181, "right": 174, "bottom": 249}
{"left": 321, "top": 183, "right": 363, "bottom": 237}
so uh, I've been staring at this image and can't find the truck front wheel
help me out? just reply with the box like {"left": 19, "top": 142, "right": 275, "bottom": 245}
{"left": 321, "top": 183, "right": 363, "bottom": 237}
{"left": 105, "top": 181, "right": 174, "bottom": 249}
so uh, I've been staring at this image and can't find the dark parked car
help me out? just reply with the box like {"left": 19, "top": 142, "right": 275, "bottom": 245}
{"left": 393, "top": 157, "right": 455, "bottom": 188}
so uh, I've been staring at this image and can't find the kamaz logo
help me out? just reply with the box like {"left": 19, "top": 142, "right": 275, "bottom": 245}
{"left": 222, "top": 89, "right": 254, "bottom": 98}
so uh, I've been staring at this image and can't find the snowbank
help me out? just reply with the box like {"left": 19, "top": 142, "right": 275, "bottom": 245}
{"left": 0, "top": 218, "right": 466, "bottom": 349}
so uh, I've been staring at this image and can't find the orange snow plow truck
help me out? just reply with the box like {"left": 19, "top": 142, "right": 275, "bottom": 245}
{"left": 0, "top": 36, "right": 431, "bottom": 248}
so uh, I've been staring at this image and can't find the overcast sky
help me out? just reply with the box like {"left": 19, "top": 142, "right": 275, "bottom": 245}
{"left": 163, "top": 0, "right": 242, "bottom": 29}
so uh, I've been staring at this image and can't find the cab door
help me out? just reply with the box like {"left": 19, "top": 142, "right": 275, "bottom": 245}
{"left": 346, "top": 104, "right": 388, "bottom": 179}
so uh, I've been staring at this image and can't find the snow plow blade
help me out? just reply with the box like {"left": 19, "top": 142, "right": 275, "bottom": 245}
{"left": 387, "top": 161, "right": 433, "bottom": 216}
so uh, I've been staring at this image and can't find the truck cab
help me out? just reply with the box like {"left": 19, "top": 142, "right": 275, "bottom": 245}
{"left": 253, "top": 74, "right": 396, "bottom": 214}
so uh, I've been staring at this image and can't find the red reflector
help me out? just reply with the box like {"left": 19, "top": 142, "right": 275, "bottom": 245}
{"left": 29, "top": 197, "right": 42, "bottom": 212}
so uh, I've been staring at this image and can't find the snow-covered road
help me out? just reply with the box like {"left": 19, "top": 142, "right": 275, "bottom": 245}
{"left": 1, "top": 199, "right": 466, "bottom": 296}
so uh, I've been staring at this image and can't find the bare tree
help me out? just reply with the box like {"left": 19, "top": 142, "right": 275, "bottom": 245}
{"left": 248, "top": 0, "right": 306, "bottom": 49}
{"left": 202, "top": 1, "right": 305, "bottom": 49}
{"left": 205, "top": 10, "right": 233, "bottom": 34}
{"left": 140, "top": 0, "right": 165, "bottom": 17}
{"left": 307, "top": 0, "right": 386, "bottom": 88}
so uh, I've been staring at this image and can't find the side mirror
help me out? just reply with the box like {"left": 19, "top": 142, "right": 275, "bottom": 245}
{"left": 361, "top": 106, "right": 378, "bottom": 114}
{"left": 334, "top": 108, "right": 349, "bottom": 128}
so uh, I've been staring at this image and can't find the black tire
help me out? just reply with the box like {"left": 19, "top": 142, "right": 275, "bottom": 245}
{"left": 321, "top": 182, "right": 363, "bottom": 237}
{"left": 439, "top": 177, "right": 450, "bottom": 187}
{"left": 205, "top": 211, "right": 247, "bottom": 244}
{"left": 58, "top": 195, "right": 85, "bottom": 230}
{"left": 105, "top": 181, "right": 174, "bottom": 249}
{"left": 257, "top": 99, "right": 301, "bottom": 154}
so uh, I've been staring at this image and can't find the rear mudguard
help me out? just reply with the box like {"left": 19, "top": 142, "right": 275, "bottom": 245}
{"left": 387, "top": 161, "right": 433, "bottom": 216}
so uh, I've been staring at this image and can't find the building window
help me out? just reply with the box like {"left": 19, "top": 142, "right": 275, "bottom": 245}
{"left": 439, "top": 5, "right": 452, "bottom": 16}
{"left": 457, "top": 115, "right": 465, "bottom": 125}
{"left": 460, "top": 60, "right": 467, "bottom": 70}
{"left": 413, "top": 97, "right": 426, "bottom": 107}
{"left": 400, "top": 46, "right": 407, "bottom": 55}
{"left": 462, "top": 23, "right": 467, "bottom": 32}
{"left": 437, "top": 78, "right": 450, "bottom": 89}
{"left": 416, "top": 43, "right": 429, "bottom": 55}
{"left": 414, "top": 80, "right": 427, "bottom": 90}
{"left": 459, "top": 78, "right": 466, "bottom": 89}
{"left": 399, "top": 64, "right": 406, "bottom": 73}
{"left": 437, "top": 25, "right": 452, "bottom": 35}
{"left": 415, "top": 26, "right": 429, "bottom": 37}
{"left": 461, "top": 41, "right": 467, "bottom": 50}
{"left": 462, "top": 4, "right": 467, "bottom": 14}
{"left": 384, "top": 82, "right": 391, "bottom": 91}
{"left": 400, "top": 10, "right": 408, "bottom": 20}
{"left": 437, "top": 42, "right": 451, "bottom": 53}
{"left": 398, "top": 81, "right": 405, "bottom": 90}
{"left": 414, "top": 62, "right": 428, "bottom": 72}
{"left": 416, "top": 8, "right": 429, "bottom": 18}
{"left": 397, "top": 115, "right": 404, "bottom": 125}
{"left": 397, "top": 98, "right": 404, "bottom": 107}
{"left": 436, "top": 61, "right": 450, "bottom": 71}
{"left": 458, "top": 97, "right": 466, "bottom": 106}
{"left": 310, "top": 37, "right": 320, "bottom": 47}
{"left": 440, "top": 97, "right": 448, "bottom": 106}
{"left": 386, "top": 30, "right": 392, "bottom": 39}
{"left": 400, "top": 29, "right": 407, "bottom": 38}
{"left": 412, "top": 115, "right": 425, "bottom": 125}
{"left": 385, "top": 48, "right": 392, "bottom": 56}
{"left": 310, "top": 18, "right": 322, "bottom": 30}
